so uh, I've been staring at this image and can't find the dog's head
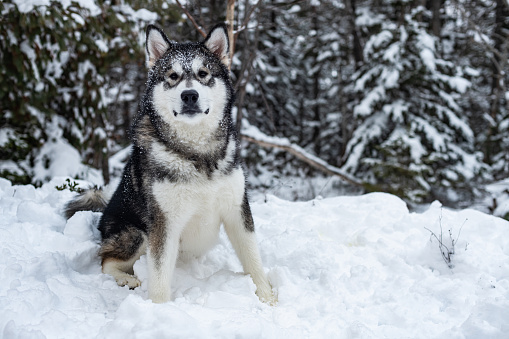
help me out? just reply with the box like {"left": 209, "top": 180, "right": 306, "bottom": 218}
{"left": 144, "top": 24, "right": 233, "bottom": 128}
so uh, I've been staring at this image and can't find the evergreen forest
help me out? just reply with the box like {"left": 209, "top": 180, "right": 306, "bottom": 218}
{"left": 1, "top": 0, "right": 508, "bottom": 214}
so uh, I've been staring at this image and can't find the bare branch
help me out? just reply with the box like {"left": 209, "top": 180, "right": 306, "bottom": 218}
{"left": 234, "top": 0, "right": 263, "bottom": 45}
{"left": 424, "top": 213, "right": 468, "bottom": 269}
{"left": 425, "top": 227, "right": 453, "bottom": 266}
{"left": 175, "top": 0, "right": 207, "bottom": 38}
{"left": 455, "top": 218, "right": 468, "bottom": 247}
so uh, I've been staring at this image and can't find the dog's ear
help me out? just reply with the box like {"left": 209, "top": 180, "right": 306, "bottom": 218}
{"left": 203, "top": 24, "right": 230, "bottom": 68}
{"left": 146, "top": 25, "right": 171, "bottom": 69}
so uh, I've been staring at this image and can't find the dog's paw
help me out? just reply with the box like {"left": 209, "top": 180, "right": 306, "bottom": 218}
{"left": 259, "top": 293, "right": 278, "bottom": 306}
{"left": 148, "top": 291, "right": 171, "bottom": 304}
{"left": 115, "top": 274, "right": 141, "bottom": 290}
{"left": 256, "top": 287, "right": 278, "bottom": 306}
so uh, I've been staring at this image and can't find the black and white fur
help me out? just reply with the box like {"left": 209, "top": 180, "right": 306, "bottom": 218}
{"left": 65, "top": 24, "right": 275, "bottom": 304}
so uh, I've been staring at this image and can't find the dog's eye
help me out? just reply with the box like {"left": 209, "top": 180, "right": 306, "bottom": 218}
{"left": 169, "top": 73, "right": 179, "bottom": 81}
{"left": 198, "top": 70, "right": 208, "bottom": 78}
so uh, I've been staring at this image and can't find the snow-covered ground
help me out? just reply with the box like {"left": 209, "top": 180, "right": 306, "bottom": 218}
{"left": 1, "top": 176, "right": 508, "bottom": 338}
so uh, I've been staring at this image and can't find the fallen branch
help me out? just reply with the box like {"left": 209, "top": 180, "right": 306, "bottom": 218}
{"left": 241, "top": 124, "right": 363, "bottom": 187}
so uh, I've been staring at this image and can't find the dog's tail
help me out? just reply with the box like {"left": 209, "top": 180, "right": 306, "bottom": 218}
{"left": 64, "top": 188, "right": 109, "bottom": 219}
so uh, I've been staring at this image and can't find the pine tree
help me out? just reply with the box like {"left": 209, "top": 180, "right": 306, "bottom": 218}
{"left": 343, "top": 4, "right": 483, "bottom": 205}
{"left": 486, "top": 0, "right": 509, "bottom": 178}
{"left": 239, "top": 0, "right": 353, "bottom": 177}
{"left": 0, "top": 0, "right": 181, "bottom": 185}
{"left": 236, "top": 0, "right": 306, "bottom": 179}
{"left": 443, "top": 0, "right": 509, "bottom": 180}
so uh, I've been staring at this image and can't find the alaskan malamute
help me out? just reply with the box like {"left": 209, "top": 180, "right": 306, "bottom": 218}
{"left": 65, "top": 24, "right": 275, "bottom": 304}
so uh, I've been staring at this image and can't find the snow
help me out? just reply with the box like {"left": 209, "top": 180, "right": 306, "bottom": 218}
{"left": 242, "top": 121, "right": 292, "bottom": 148}
{"left": 354, "top": 85, "right": 386, "bottom": 117}
{"left": 13, "top": 0, "right": 101, "bottom": 15}
{"left": 31, "top": 117, "right": 103, "bottom": 186}
{"left": 71, "top": 13, "right": 85, "bottom": 26}
{"left": 20, "top": 41, "right": 40, "bottom": 82}
{"left": 485, "top": 179, "right": 509, "bottom": 219}
{"left": 412, "top": 116, "right": 447, "bottom": 152}
{"left": 288, "top": 5, "right": 301, "bottom": 13}
{"left": 2, "top": 177, "right": 508, "bottom": 338}
{"left": 364, "top": 30, "right": 393, "bottom": 58}
{"left": 33, "top": 138, "right": 82, "bottom": 182}
{"left": 381, "top": 68, "right": 399, "bottom": 89}
{"left": 45, "top": 50, "right": 69, "bottom": 85}
{"left": 342, "top": 113, "right": 389, "bottom": 173}
{"left": 436, "top": 103, "right": 474, "bottom": 141}
{"left": 420, "top": 48, "right": 436, "bottom": 72}
{"left": 386, "top": 128, "right": 426, "bottom": 163}
{"left": 78, "top": 60, "right": 97, "bottom": 80}
{"left": 439, "top": 74, "right": 471, "bottom": 94}
{"left": 12, "top": 0, "right": 52, "bottom": 13}
{"left": 0, "top": 128, "right": 15, "bottom": 147}
{"left": 417, "top": 31, "right": 436, "bottom": 73}
{"left": 95, "top": 39, "right": 108, "bottom": 53}
{"left": 383, "top": 43, "right": 400, "bottom": 63}
{"left": 355, "top": 7, "right": 384, "bottom": 27}
{"left": 383, "top": 100, "right": 408, "bottom": 123}
{"left": 133, "top": 8, "right": 158, "bottom": 22}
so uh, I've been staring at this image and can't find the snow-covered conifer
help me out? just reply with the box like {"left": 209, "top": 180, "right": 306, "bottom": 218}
{"left": 343, "top": 5, "right": 483, "bottom": 204}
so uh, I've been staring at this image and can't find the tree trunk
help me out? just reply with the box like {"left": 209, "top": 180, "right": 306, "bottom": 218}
{"left": 347, "top": 0, "right": 364, "bottom": 68}
{"left": 430, "top": 0, "right": 442, "bottom": 37}
{"left": 226, "top": 0, "right": 235, "bottom": 70}
{"left": 311, "top": 6, "right": 321, "bottom": 156}
{"left": 338, "top": 63, "right": 350, "bottom": 165}
{"left": 485, "top": 0, "right": 509, "bottom": 165}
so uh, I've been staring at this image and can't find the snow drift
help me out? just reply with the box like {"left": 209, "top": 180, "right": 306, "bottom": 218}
{"left": 1, "top": 177, "right": 508, "bottom": 338}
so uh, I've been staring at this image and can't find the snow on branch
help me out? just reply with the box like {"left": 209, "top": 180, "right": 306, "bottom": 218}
{"left": 241, "top": 123, "right": 364, "bottom": 187}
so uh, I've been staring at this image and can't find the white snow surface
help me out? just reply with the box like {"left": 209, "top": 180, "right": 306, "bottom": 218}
{"left": 1, "top": 177, "right": 509, "bottom": 338}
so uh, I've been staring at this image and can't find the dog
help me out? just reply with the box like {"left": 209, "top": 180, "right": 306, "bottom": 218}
{"left": 64, "top": 24, "right": 275, "bottom": 304}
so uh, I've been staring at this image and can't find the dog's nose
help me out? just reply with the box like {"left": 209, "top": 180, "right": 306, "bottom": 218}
{"left": 181, "top": 90, "right": 199, "bottom": 105}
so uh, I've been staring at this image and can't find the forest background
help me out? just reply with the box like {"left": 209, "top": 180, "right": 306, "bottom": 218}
{"left": 1, "top": 0, "right": 508, "bottom": 217}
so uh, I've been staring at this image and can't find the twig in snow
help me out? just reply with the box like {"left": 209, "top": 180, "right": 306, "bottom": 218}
{"left": 424, "top": 208, "right": 468, "bottom": 269}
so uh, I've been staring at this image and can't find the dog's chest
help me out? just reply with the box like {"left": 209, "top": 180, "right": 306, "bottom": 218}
{"left": 151, "top": 168, "right": 245, "bottom": 256}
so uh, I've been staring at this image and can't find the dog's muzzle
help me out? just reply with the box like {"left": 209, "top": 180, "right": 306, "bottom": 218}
{"left": 176, "top": 89, "right": 209, "bottom": 116}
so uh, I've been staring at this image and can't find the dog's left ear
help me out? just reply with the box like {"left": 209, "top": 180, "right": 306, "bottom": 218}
{"left": 146, "top": 25, "right": 172, "bottom": 69}
{"left": 203, "top": 24, "right": 230, "bottom": 68}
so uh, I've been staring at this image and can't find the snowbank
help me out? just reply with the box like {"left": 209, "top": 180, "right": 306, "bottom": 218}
{"left": 1, "top": 177, "right": 508, "bottom": 338}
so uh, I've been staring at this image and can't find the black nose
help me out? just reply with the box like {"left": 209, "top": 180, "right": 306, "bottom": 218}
{"left": 181, "top": 90, "right": 199, "bottom": 105}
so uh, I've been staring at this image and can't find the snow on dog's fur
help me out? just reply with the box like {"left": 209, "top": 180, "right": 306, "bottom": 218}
{"left": 65, "top": 24, "right": 275, "bottom": 304}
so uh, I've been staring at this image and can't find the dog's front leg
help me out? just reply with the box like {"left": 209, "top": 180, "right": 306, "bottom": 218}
{"left": 223, "top": 193, "right": 276, "bottom": 304}
{"left": 147, "top": 227, "right": 181, "bottom": 303}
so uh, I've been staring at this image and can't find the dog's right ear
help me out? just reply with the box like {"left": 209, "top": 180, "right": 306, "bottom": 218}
{"left": 203, "top": 24, "right": 230, "bottom": 68}
{"left": 146, "top": 25, "right": 171, "bottom": 69}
